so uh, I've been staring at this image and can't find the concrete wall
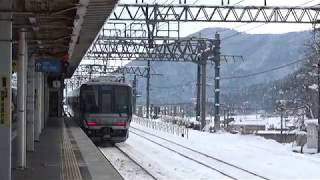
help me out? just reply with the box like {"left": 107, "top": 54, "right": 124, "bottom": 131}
{"left": 256, "top": 133, "right": 296, "bottom": 143}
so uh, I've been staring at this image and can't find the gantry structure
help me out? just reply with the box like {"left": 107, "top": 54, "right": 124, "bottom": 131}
{"left": 73, "top": 1, "right": 320, "bottom": 130}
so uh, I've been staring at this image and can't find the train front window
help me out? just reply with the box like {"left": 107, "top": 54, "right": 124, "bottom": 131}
{"left": 81, "top": 86, "right": 99, "bottom": 113}
{"left": 101, "top": 88, "right": 112, "bottom": 113}
{"left": 114, "top": 86, "right": 130, "bottom": 114}
{"left": 81, "top": 85, "right": 131, "bottom": 114}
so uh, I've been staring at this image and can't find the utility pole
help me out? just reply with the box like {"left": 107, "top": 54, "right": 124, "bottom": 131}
{"left": 145, "top": 4, "right": 155, "bottom": 119}
{"left": 200, "top": 58, "right": 207, "bottom": 130}
{"left": 313, "top": 25, "right": 320, "bottom": 152}
{"left": 133, "top": 75, "right": 137, "bottom": 114}
{"left": 280, "top": 110, "right": 284, "bottom": 143}
{"left": 318, "top": 58, "right": 320, "bottom": 152}
{"left": 122, "top": 72, "right": 126, "bottom": 83}
{"left": 214, "top": 33, "right": 221, "bottom": 131}
{"left": 146, "top": 60, "right": 150, "bottom": 118}
{"left": 196, "top": 63, "right": 201, "bottom": 121}
{"left": 276, "top": 100, "right": 286, "bottom": 143}
{"left": 197, "top": 40, "right": 209, "bottom": 130}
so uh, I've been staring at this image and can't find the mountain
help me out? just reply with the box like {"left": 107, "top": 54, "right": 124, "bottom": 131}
{"left": 127, "top": 27, "right": 312, "bottom": 105}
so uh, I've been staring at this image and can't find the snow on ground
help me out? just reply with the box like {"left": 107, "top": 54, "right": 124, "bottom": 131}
{"left": 100, "top": 146, "right": 154, "bottom": 180}
{"left": 117, "top": 133, "right": 230, "bottom": 180}
{"left": 130, "top": 128, "right": 266, "bottom": 179}
{"left": 129, "top": 121, "right": 320, "bottom": 179}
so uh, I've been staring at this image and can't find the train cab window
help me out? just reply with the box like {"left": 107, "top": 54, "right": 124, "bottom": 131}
{"left": 81, "top": 86, "right": 99, "bottom": 113}
{"left": 80, "top": 84, "right": 131, "bottom": 115}
{"left": 114, "top": 86, "right": 130, "bottom": 114}
{"left": 101, "top": 91, "right": 112, "bottom": 113}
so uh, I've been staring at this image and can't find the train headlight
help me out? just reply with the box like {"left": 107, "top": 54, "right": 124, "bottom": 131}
{"left": 114, "top": 121, "right": 126, "bottom": 126}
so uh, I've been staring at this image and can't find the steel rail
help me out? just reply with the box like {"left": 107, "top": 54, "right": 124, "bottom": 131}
{"left": 130, "top": 126, "right": 270, "bottom": 180}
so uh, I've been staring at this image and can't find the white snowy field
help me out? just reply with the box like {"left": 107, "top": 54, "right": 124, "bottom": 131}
{"left": 119, "top": 121, "right": 320, "bottom": 180}
{"left": 230, "top": 114, "right": 297, "bottom": 129}
{"left": 178, "top": 114, "right": 299, "bottom": 129}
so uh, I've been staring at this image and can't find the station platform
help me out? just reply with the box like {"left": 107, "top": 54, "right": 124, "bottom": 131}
{"left": 12, "top": 117, "right": 123, "bottom": 180}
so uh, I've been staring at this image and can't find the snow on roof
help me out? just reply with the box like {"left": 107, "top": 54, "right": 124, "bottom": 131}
{"left": 232, "top": 120, "right": 266, "bottom": 126}
{"left": 256, "top": 130, "right": 296, "bottom": 135}
{"left": 84, "top": 81, "right": 131, "bottom": 86}
{"left": 305, "top": 119, "right": 319, "bottom": 125}
{"left": 308, "top": 84, "right": 318, "bottom": 90}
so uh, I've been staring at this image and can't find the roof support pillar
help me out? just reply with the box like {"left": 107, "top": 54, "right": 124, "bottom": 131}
{"left": 26, "top": 55, "right": 35, "bottom": 151}
{"left": 34, "top": 73, "right": 41, "bottom": 141}
{"left": 17, "top": 29, "right": 27, "bottom": 169}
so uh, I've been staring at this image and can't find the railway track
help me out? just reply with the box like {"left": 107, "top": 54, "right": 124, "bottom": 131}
{"left": 130, "top": 127, "right": 270, "bottom": 180}
{"left": 99, "top": 144, "right": 157, "bottom": 180}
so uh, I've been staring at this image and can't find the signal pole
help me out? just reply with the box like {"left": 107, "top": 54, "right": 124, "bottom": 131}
{"left": 198, "top": 40, "right": 208, "bottom": 130}
{"left": 313, "top": 24, "right": 320, "bottom": 152}
{"left": 318, "top": 60, "right": 320, "bottom": 152}
{"left": 196, "top": 63, "right": 201, "bottom": 121}
{"left": 214, "top": 33, "right": 221, "bottom": 131}
{"left": 200, "top": 58, "right": 207, "bottom": 130}
{"left": 133, "top": 75, "right": 137, "bottom": 114}
{"left": 146, "top": 60, "right": 150, "bottom": 118}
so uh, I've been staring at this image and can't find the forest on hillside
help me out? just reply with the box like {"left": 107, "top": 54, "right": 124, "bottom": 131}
{"left": 222, "top": 31, "right": 320, "bottom": 118}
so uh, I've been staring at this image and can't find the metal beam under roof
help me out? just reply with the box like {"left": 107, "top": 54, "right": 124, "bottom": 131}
{"left": 10, "top": 0, "right": 118, "bottom": 78}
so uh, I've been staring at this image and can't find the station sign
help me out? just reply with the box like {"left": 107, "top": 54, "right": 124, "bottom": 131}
{"left": 35, "top": 58, "right": 61, "bottom": 73}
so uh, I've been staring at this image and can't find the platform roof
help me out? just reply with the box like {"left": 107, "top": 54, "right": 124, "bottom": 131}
{"left": 11, "top": 0, "right": 118, "bottom": 78}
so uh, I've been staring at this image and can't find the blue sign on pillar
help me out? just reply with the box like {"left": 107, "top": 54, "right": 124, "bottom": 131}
{"left": 35, "top": 58, "right": 61, "bottom": 73}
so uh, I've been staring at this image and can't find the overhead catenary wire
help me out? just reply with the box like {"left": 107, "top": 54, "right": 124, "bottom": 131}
{"left": 143, "top": 0, "right": 318, "bottom": 50}
{"left": 92, "top": 0, "right": 316, "bottom": 73}
{"left": 150, "top": 57, "right": 309, "bottom": 88}
{"left": 220, "top": 58, "right": 306, "bottom": 80}
{"left": 222, "top": 23, "right": 267, "bottom": 41}
{"left": 203, "top": 0, "right": 318, "bottom": 42}
{"left": 158, "top": 0, "right": 246, "bottom": 33}
{"left": 151, "top": 79, "right": 196, "bottom": 89}
{"left": 156, "top": 0, "right": 203, "bottom": 30}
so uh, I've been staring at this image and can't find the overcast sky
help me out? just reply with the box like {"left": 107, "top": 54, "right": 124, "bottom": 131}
{"left": 118, "top": 0, "right": 319, "bottom": 36}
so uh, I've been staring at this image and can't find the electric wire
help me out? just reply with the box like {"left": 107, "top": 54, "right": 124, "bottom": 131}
{"left": 157, "top": 0, "right": 246, "bottom": 31}
{"left": 88, "top": 0, "right": 317, "bottom": 78}
{"left": 221, "top": 0, "right": 317, "bottom": 41}
{"left": 220, "top": 58, "right": 306, "bottom": 80}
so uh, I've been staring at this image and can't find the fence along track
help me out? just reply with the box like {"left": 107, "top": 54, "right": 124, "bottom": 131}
{"left": 133, "top": 117, "right": 189, "bottom": 138}
{"left": 130, "top": 127, "right": 270, "bottom": 180}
